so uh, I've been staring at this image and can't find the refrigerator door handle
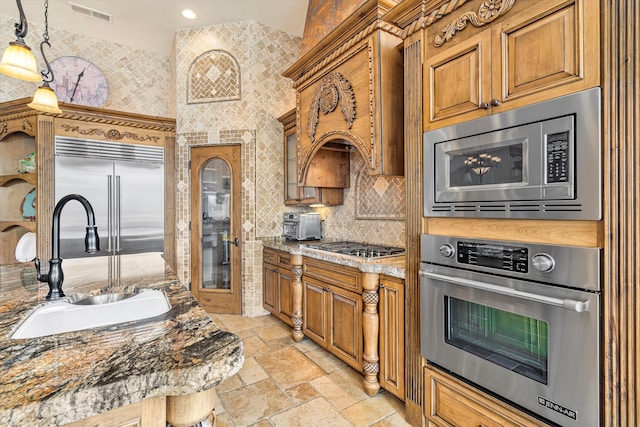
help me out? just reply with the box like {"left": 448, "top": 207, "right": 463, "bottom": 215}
{"left": 116, "top": 175, "right": 121, "bottom": 252}
{"left": 107, "top": 175, "right": 113, "bottom": 253}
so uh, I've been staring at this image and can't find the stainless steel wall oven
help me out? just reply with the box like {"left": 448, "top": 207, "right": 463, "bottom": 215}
{"left": 420, "top": 234, "right": 601, "bottom": 426}
{"left": 424, "top": 88, "right": 601, "bottom": 219}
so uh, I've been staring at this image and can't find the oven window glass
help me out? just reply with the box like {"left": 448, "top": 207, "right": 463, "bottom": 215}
{"left": 449, "top": 143, "right": 523, "bottom": 187}
{"left": 446, "top": 297, "right": 548, "bottom": 384}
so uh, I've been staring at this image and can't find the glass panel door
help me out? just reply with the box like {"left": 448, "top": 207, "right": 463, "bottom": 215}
{"left": 445, "top": 296, "right": 549, "bottom": 384}
{"left": 201, "top": 158, "right": 231, "bottom": 289}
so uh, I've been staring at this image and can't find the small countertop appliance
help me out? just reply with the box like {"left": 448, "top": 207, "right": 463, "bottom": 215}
{"left": 283, "top": 212, "right": 321, "bottom": 241}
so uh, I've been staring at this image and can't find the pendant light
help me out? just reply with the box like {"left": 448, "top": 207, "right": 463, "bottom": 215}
{"left": 27, "top": 0, "right": 62, "bottom": 114}
{"left": 0, "top": 0, "right": 41, "bottom": 82}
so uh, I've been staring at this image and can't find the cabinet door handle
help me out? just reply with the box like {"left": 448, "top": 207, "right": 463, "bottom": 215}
{"left": 379, "top": 284, "right": 385, "bottom": 289}
{"left": 480, "top": 101, "right": 490, "bottom": 110}
{"left": 490, "top": 98, "right": 501, "bottom": 106}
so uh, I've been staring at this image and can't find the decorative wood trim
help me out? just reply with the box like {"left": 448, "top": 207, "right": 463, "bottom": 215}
{"left": 287, "top": 20, "right": 402, "bottom": 88}
{"left": 291, "top": 254, "right": 304, "bottom": 342}
{"left": 403, "top": 28, "right": 425, "bottom": 425}
{"left": 362, "top": 272, "right": 381, "bottom": 396}
{"left": 36, "top": 115, "right": 54, "bottom": 264}
{"left": 602, "top": 0, "right": 639, "bottom": 425}
{"left": 59, "top": 124, "right": 160, "bottom": 143}
{"left": 433, "top": 0, "right": 516, "bottom": 47}
{"left": 307, "top": 72, "right": 356, "bottom": 141}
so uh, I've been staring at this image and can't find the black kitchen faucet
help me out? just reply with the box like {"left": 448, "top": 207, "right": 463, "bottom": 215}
{"left": 34, "top": 194, "right": 100, "bottom": 300}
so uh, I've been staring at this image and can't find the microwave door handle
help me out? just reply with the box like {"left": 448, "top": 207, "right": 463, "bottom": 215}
{"left": 419, "top": 270, "right": 590, "bottom": 313}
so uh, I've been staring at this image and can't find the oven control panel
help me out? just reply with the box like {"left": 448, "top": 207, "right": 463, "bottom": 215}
{"left": 456, "top": 241, "right": 529, "bottom": 273}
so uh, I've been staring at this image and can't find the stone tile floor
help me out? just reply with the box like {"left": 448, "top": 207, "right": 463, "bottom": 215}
{"left": 209, "top": 314, "right": 412, "bottom": 427}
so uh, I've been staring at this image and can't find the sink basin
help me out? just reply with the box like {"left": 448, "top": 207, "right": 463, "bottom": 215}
{"left": 11, "top": 290, "right": 171, "bottom": 339}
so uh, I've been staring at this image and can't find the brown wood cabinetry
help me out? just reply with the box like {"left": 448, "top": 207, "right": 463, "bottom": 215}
{"left": 277, "top": 109, "right": 343, "bottom": 206}
{"left": 379, "top": 275, "right": 404, "bottom": 401}
{"left": 424, "top": 0, "right": 599, "bottom": 130}
{"left": 263, "top": 248, "right": 295, "bottom": 327}
{"left": 302, "top": 257, "right": 363, "bottom": 370}
{"left": 424, "top": 365, "right": 547, "bottom": 427}
{"left": 0, "top": 99, "right": 176, "bottom": 268}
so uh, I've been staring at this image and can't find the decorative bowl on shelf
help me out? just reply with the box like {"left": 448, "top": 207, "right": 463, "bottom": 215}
{"left": 17, "top": 152, "right": 36, "bottom": 174}
{"left": 21, "top": 188, "right": 36, "bottom": 221}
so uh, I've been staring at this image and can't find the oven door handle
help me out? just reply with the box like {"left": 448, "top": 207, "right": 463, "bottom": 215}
{"left": 420, "top": 270, "right": 591, "bottom": 313}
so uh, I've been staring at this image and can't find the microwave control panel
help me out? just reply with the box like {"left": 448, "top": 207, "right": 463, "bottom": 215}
{"left": 457, "top": 242, "right": 529, "bottom": 273}
{"left": 545, "top": 130, "right": 570, "bottom": 183}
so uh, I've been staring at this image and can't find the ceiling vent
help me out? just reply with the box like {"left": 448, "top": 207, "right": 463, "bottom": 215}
{"left": 68, "top": 2, "right": 112, "bottom": 23}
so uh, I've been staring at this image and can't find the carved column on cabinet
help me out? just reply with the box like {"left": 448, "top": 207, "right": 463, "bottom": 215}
{"left": 362, "top": 272, "right": 380, "bottom": 396}
{"left": 290, "top": 253, "right": 304, "bottom": 342}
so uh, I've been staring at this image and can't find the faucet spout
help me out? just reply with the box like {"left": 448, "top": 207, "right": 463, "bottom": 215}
{"left": 35, "top": 194, "right": 100, "bottom": 300}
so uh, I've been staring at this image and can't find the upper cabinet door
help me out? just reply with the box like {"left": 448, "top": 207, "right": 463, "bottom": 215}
{"left": 425, "top": 30, "right": 492, "bottom": 127}
{"left": 424, "top": 0, "right": 599, "bottom": 131}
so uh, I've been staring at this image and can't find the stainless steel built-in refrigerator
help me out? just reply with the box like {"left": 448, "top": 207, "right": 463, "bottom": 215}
{"left": 55, "top": 137, "right": 164, "bottom": 258}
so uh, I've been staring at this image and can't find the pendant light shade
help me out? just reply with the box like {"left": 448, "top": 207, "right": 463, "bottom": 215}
{"left": 28, "top": 82, "right": 62, "bottom": 113}
{"left": 0, "top": 40, "right": 41, "bottom": 82}
{"left": 0, "top": 0, "right": 42, "bottom": 82}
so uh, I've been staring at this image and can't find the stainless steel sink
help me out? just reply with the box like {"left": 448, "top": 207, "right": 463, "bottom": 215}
{"left": 11, "top": 290, "right": 171, "bottom": 339}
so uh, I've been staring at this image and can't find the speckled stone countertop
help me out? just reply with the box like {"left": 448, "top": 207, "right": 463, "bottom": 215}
{"left": 0, "top": 253, "right": 244, "bottom": 427}
{"left": 261, "top": 238, "right": 405, "bottom": 279}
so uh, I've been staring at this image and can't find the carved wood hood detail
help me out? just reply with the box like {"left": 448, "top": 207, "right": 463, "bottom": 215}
{"left": 284, "top": 0, "right": 405, "bottom": 188}
{"left": 308, "top": 72, "right": 356, "bottom": 141}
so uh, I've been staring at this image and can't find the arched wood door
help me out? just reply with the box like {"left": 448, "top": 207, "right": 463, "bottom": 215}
{"left": 190, "top": 145, "right": 241, "bottom": 314}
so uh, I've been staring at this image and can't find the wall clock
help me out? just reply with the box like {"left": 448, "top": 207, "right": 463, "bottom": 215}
{"left": 49, "top": 56, "right": 109, "bottom": 107}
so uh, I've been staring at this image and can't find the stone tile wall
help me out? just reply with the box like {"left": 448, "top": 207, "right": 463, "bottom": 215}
{"left": 0, "top": 15, "right": 170, "bottom": 117}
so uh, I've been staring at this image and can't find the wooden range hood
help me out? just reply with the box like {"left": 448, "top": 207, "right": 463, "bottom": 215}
{"left": 283, "top": 0, "right": 404, "bottom": 188}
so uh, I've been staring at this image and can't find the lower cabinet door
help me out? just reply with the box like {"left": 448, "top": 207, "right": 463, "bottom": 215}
{"left": 328, "top": 285, "right": 362, "bottom": 370}
{"left": 379, "top": 276, "right": 404, "bottom": 400}
{"left": 277, "top": 268, "right": 293, "bottom": 326}
{"left": 262, "top": 262, "right": 278, "bottom": 314}
{"left": 303, "top": 278, "right": 328, "bottom": 345}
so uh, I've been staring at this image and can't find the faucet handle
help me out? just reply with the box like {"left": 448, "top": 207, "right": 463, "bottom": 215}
{"left": 34, "top": 258, "right": 48, "bottom": 283}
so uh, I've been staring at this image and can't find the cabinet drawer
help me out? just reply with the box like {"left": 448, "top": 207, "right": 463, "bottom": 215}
{"left": 303, "top": 257, "right": 361, "bottom": 293}
{"left": 263, "top": 248, "right": 277, "bottom": 265}
{"left": 277, "top": 252, "right": 291, "bottom": 269}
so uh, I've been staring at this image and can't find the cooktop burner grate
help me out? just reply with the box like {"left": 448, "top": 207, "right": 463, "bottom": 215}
{"left": 306, "top": 241, "right": 405, "bottom": 258}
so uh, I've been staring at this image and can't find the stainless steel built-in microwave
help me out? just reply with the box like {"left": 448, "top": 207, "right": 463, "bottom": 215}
{"left": 424, "top": 88, "right": 601, "bottom": 220}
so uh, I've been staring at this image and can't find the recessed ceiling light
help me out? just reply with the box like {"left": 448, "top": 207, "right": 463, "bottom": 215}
{"left": 182, "top": 9, "right": 197, "bottom": 19}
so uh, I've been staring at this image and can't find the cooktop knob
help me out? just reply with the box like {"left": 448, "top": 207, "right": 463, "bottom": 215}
{"left": 439, "top": 244, "right": 455, "bottom": 258}
{"left": 532, "top": 253, "right": 555, "bottom": 272}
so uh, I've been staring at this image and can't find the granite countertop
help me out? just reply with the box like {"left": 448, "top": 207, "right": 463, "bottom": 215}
{"left": 0, "top": 253, "right": 244, "bottom": 427}
{"left": 261, "top": 238, "right": 406, "bottom": 279}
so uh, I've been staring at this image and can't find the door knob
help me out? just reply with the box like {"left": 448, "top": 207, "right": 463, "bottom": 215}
{"left": 480, "top": 101, "right": 490, "bottom": 110}
{"left": 233, "top": 237, "right": 239, "bottom": 246}
{"left": 490, "top": 98, "right": 501, "bottom": 106}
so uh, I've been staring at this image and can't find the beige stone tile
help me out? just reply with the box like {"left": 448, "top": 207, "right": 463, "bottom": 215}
{"left": 265, "top": 336, "right": 294, "bottom": 351}
{"left": 213, "top": 411, "right": 233, "bottom": 427}
{"left": 249, "top": 420, "right": 274, "bottom": 427}
{"left": 217, "top": 373, "right": 243, "bottom": 393}
{"left": 340, "top": 393, "right": 404, "bottom": 427}
{"left": 217, "top": 314, "right": 279, "bottom": 334}
{"left": 310, "top": 367, "right": 369, "bottom": 411}
{"left": 285, "top": 383, "right": 319, "bottom": 405}
{"left": 242, "top": 334, "right": 270, "bottom": 357}
{"left": 270, "top": 397, "right": 352, "bottom": 427}
{"left": 256, "top": 346, "right": 325, "bottom": 389}
{"left": 254, "top": 322, "right": 293, "bottom": 342}
{"left": 236, "top": 328, "right": 258, "bottom": 339}
{"left": 238, "top": 356, "right": 269, "bottom": 385}
{"left": 220, "top": 379, "right": 293, "bottom": 427}
{"left": 369, "top": 412, "right": 413, "bottom": 427}
{"left": 214, "top": 388, "right": 226, "bottom": 414}
{"left": 305, "top": 348, "right": 347, "bottom": 373}
{"left": 293, "top": 337, "right": 321, "bottom": 353}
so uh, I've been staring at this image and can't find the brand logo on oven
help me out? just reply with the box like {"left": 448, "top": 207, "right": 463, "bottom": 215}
{"left": 538, "top": 396, "right": 577, "bottom": 420}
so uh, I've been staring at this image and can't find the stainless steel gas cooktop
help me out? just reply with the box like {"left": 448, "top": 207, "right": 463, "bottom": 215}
{"left": 305, "top": 241, "right": 405, "bottom": 259}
